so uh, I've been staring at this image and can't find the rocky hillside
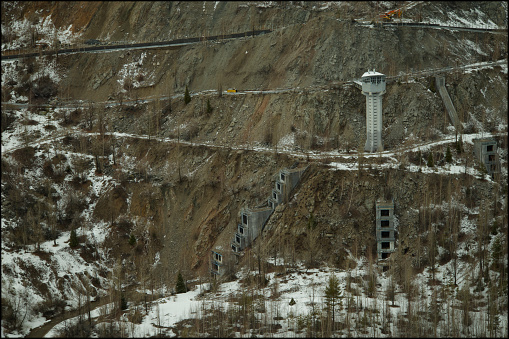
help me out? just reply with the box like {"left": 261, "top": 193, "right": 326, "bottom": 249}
{"left": 1, "top": 1, "right": 508, "bottom": 337}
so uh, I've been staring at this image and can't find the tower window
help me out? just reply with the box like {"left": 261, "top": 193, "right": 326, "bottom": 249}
{"left": 242, "top": 214, "right": 248, "bottom": 225}
{"left": 487, "top": 145, "right": 494, "bottom": 152}
{"left": 213, "top": 263, "right": 219, "bottom": 272}
{"left": 280, "top": 173, "right": 285, "bottom": 182}
{"left": 273, "top": 192, "right": 277, "bottom": 200}
{"left": 381, "top": 209, "right": 390, "bottom": 216}
{"left": 239, "top": 226, "right": 244, "bottom": 234}
{"left": 214, "top": 253, "right": 222, "bottom": 262}
{"left": 381, "top": 252, "right": 390, "bottom": 259}
{"left": 236, "top": 235, "right": 241, "bottom": 244}
{"left": 381, "top": 231, "right": 390, "bottom": 238}
{"left": 381, "top": 242, "right": 390, "bottom": 249}
{"left": 488, "top": 155, "right": 495, "bottom": 162}
{"left": 381, "top": 220, "right": 390, "bottom": 227}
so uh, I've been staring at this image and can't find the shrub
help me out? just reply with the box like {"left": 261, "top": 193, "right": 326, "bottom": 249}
{"left": 427, "top": 153, "right": 434, "bottom": 167}
{"left": 32, "top": 75, "right": 58, "bottom": 100}
{"left": 129, "top": 234, "right": 136, "bottom": 246}
{"left": 456, "top": 135, "right": 463, "bottom": 154}
{"left": 70, "top": 229, "right": 79, "bottom": 248}
{"left": 121, "top": 294, "right": 128, "bottom": 310}
{"left": 176, "top": 271, "right": 187, "bottom": 293}
{"left": 12, "top": 146, "right": 36, "bottom": 168}
{"left": 184, "top": 85, "right": 191, "bottom": 105}
{"left": 445, "top": 145, "right": 452, "bottom": 163}
{"left": 428, "top": 76, "right": 436, "bottom": 93}
{"left": 206, "top": 98, "right": 213, "bottom": 114}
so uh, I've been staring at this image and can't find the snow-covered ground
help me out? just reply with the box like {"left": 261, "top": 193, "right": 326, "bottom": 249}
{"left": 55, "top": 250, "right": 507, "bottom": 337}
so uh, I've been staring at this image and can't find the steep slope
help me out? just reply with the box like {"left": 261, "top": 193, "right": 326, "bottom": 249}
{"left": 1, "top": 1, "right": 508, "bottom": 337}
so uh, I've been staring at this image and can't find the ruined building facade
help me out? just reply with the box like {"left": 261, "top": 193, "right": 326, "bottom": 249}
{"left": 473, "top": 138, "right": 500, "bottom": 179}
{"left": 211, "top": 166, "right": 307, "bottom": 277}
{"left": 376, "top": 199, "right": 396, "bottom": 262}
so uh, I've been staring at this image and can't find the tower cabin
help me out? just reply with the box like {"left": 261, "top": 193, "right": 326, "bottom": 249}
{"left": 361, "top": 70, "right": 386, "bottom": 153}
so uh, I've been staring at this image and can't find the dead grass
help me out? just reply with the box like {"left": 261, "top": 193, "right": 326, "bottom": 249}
{"left": 92, "top": 186, "right": 128, "bottom": 222}
{"left": 11, "top": 146, "right": 36, "bottom": 168}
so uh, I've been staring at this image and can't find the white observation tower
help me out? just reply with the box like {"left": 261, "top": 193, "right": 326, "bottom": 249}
{"left": 361, "top": 69, "right": 386, "bottom": 152}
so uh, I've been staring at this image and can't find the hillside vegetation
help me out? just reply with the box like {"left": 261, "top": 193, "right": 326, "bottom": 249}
{"left": 1, "top": 1, "right": 508, "bottom": 337}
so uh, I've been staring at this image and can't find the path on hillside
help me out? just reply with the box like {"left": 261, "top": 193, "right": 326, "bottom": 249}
{"left": 0, "top": 29, "right": 272, "bottom": 60}
{"left": 2, "top": 123, "right": 504, "bottom": 182}
{"left": 2, "top": 59, "right": 505, "bottom": 111}
{"left": 26, "top": 285, "right": 154, "bottom": 338}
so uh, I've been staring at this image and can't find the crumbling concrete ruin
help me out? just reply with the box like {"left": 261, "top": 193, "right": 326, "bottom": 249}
{"left": 376, "top": 199, "right": 396, "bottom": 263}
{"left": 211, "top": 166, "right": 307, "bottom": 277}
{"left": 473, "top": 137, "right": 500, "bottom": 179}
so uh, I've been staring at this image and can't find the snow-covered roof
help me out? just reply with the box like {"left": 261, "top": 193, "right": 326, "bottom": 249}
{"left": 361, "top": 69, "right": 385, "bottom": 78}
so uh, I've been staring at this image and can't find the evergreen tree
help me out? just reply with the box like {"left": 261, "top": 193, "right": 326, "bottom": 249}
{"left": 129, "top": 234, "right": 136, "bottom": 246}
{"left": 206, "top": 98, "right": 213, "bottom": 114}
{"left": 456, "top": 135, "right": 463, "bottom": 154}
{"left": 427, "top": 152, "right": 434, "bottom": 167}
{"left": 121, "top": 294, "right": 128, "bottom": 310}
{"left": 176, "top": 271, "right": 187, "bottom": 293}
{"left": 324, "top": 274, "right": 342, "bottom": 330}
{"left": 446, "top": 145, "right": 452, "bottom": 163}
{"left": 184, "top": 85, "right": 191, "bottom": 105}
{"left": 70, "top": 229, "right": 79, "bottom": 248}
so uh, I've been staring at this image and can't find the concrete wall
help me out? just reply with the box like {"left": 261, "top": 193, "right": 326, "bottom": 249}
{"left": 435, "top": 75, "right": 460, "bottom": 130}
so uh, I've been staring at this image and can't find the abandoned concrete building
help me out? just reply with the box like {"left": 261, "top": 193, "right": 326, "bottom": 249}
{"left": 231, "top": 206, "right": 273, "bottom": 253}
{"left": 473, "top": 137, "right": 500, "bottom": 179}
{"left": 376, "top": 199, "right": 396, "bottom": 262}
{"left": 210, "top": 245, "right": 235, "bottom": 277}
{"left": 361, "top": 69, "right": 386, "bottom": 153}
{"left": 211, "top": 166, "right": 307, "bottom": 277}
{"left": 268, "top": 166, "right": 307, "bottom": 209}
{"left": 231, "top": 166, "right": 307, "bottom": 254}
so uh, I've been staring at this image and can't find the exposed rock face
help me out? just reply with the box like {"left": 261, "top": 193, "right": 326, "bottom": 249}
{"left": 1, "top": 3, "right": 507, "bottom": 334}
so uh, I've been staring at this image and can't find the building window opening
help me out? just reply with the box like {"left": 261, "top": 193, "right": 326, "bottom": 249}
{"left": 239, "top": 226, "right": 244, "bottom": 234}
{"left": 214, "top": 253, "right": 222, "bottom": 262}
{"left": 381, "top": 220, "right": 390, "bottom": 227}
{"left": 488, "top": 154, "right": 495, "bottom": 162}
{"left": 276, "top": 183, "right": 281, "bottom": 191}
{"left": 381, "top": 209, "right": 390, "bottom": 216}
{"left": 381, "top": 242, "right": 390, "bottom": 249}
{"left": 242, "top": 214, "right": 248, "bottom": 225}
{"left": 236, "top": 235, "right": 241, "bottom": 244}
{"left": 280, "top": 173, "right": 286, "bottom": 182}
{"left": 487, "top": 145, "right": 494, "bottom": 152}
{"left": 213, "top": 263, "right": 219, "bottom": 272}
{"left": 381, "top": 231, "right": 390, "bottom": 238}
{"left": 381, "top": 252, "right": 390, "bottom": 259}
{"left": 273, "top": 192, "right": 277, "bottom": 200}
{"left": 231, "top": 245, "right": 237, "bottom": 252}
